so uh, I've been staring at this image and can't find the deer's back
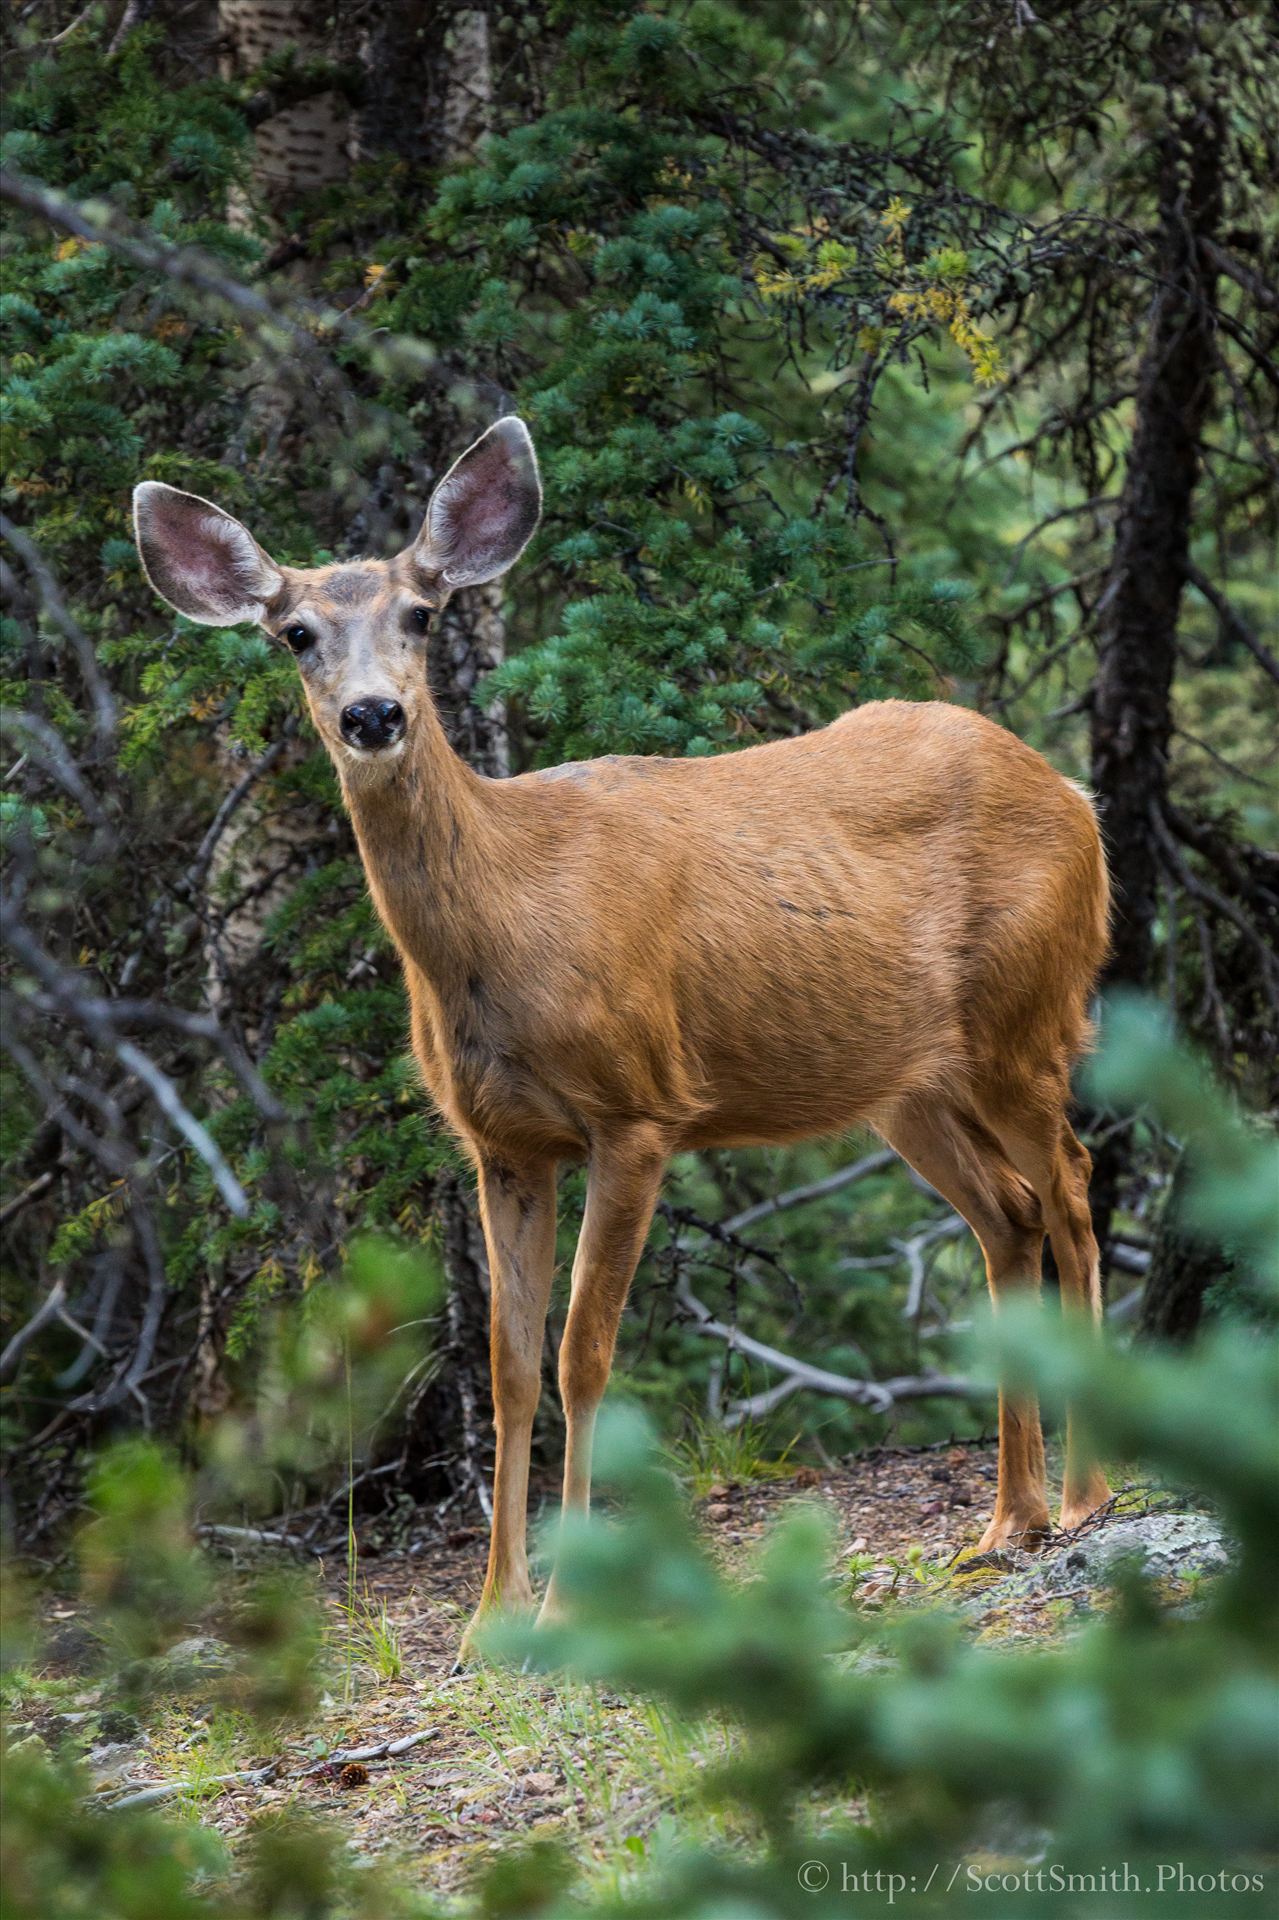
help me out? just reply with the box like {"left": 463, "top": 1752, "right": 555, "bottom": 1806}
{"left": 431, "top": 701, "right": 1108, "bottom": 1157}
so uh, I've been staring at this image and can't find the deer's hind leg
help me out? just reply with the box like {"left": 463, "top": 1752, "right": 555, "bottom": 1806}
{"left": 975, "top": 1075, "right": 1111, "bottom": 1533}
{"left": 879, "top": 1098, "right": 1050, "bottom": 1551}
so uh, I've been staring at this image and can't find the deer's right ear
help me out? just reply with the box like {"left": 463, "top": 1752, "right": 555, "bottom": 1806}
{"left": 132, "top": 483, "right": 283, "bottom": 626}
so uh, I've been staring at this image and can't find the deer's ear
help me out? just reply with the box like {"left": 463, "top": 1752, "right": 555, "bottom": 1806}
{"left": 132, "top": 482, "right": 283, "bottom": 625}
{"left": 414, "top": 417, "right": 541, "bottom": 589}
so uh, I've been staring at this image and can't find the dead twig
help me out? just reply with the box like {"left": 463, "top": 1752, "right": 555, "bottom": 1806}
{"left": 673, "top": 1280, "right": 983, "bottom": 1426}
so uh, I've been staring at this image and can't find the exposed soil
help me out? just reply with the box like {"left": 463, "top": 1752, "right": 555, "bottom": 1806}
{"left": 21, "top": 1439, "right": 1191, "bottom": 1903}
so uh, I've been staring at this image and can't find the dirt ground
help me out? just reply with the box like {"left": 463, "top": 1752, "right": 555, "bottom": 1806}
{"left": 23, "top": 1438, "right": 1147, "bottom": 1902}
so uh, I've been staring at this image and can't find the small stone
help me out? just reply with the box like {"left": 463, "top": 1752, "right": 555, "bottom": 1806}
{"left": 44, "top": 1621, "right": 102, "bottom": 1675}
{"left": 144, "top": 1635, "right": 236, "bottom": 1699}
{"left": 96, "top": 1707, "right": 142, "bottom": 1744}
{"left": 705, "top": 1502, "right": 732, "bottom": 1522}
{"left": 161, "top": 1635, "right": 234, "bottom": 1672}
{"left": 524, "top": 1770, "right": 558, "bottom": 1794}
{"left": 87, "top": 1741, "right": 147, "bottom": 1786}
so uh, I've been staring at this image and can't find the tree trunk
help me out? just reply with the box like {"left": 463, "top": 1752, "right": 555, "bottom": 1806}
{"left": 1090, "top": 108, "right": 1221, "bottom": 991}
{"left": 350, "top": 1, "right": 476, "bottom": 169}
{"left": 192, "top": 5, "right": 510, "bottom": 1480}
{"left": 1087, "top": 82, "right": 1221, "bottom": 1294}
{"left": 396, "top": 3, "right": 519, "bottom": 1513}
{"left": 219, "top": 0, "right": 351, "bottom": 213}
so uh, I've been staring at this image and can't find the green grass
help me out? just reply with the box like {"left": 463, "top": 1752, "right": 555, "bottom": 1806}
{"left": 333, "top": 1584, "right": 405, "bottom": 1685}
{"left": 449, "top": 1661, "right": 744, "bottom": 1868}
{"left": 664, "top": 1411, "right": 801, "bottom": 1499}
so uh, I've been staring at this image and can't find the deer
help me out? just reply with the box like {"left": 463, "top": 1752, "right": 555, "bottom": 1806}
{"left": 133, "top": 416, "right": 1113, "bottom": 1656}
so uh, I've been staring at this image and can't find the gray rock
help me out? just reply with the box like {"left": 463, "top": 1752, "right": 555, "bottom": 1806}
{"left": 1043, "top": 1511, "right": 1228, "bottom": 1589}
{"left": 95, "top": 1706, "right": 144, "bottom": 1744}
{"left": 146, "top": 1634, "right": 236, "bottom": 1693}
{"left": 160, "top": 1635, "right": 234, "bottom": 1671}
{"left": 86, "top": 1740, "right": 148, "bottom": 1786}
{"left": 956, "top": 1508, "right": 1229, "bottom": 1625}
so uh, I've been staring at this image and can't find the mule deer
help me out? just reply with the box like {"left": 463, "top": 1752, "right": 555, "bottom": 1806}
{"left": 134, "top": 417, "right": 1112, "bottom": 1652}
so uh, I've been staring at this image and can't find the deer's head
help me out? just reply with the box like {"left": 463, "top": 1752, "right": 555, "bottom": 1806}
{"left": 133, "top": 418, "right": 541, "bottom": 772}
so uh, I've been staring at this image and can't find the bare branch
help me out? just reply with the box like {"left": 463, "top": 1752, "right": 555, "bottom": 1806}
{"left": 0, "top": 1279, "right": 67, "bottom": 1385}
{"left": 0, "top": 167, "right": 441, "bottom": 427}
{"left": 2, "top": 900, "right": 260, "bottom": 1216}
{"left": 719, "top": 1149, "right": 897, "bottom": 1236}
{"left": 673, "top": 1280, "right": 982, "bottom": 1427}
{"left": 1183, "top": 562, "right": 1279, "bottom": 687}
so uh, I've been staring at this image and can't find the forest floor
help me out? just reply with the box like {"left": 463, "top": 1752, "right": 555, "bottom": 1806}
{"left": 15, "top": 1438, "right": 1218, "bottom": 1907}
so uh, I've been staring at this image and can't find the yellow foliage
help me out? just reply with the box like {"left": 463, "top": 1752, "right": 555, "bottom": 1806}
{"left": 887, "top": 284, "right": 1003, "bottom": 386}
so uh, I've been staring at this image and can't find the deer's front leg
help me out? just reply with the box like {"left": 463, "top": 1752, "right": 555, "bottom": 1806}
{"left": 538, "top": 1125, "right": 667, "bottom": 1628}
{"left": 460, "top": 1156, "right": 558, "bottom": 1661}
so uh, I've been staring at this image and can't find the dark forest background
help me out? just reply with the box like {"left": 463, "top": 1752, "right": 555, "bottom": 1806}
{"left": 2, "top": 0, "right": 1276, "bottom": 1546}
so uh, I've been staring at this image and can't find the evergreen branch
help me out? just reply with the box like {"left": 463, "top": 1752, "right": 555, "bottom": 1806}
{"left": 0, "top": 167, "right": 436, "bottom": 418}
{"left": 0, "top": 514, "right": 117, "bottom": 744}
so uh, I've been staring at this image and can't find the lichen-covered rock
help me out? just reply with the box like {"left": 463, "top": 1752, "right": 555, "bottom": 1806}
{"left": 955, "top": 1507, "right": 1229, "bottom": 1629}
{"left": 86, "top": 1739, "right": 149, "bottom": 1788}
{"left": 1044, "top": 1511, "right": 1228, "bottom": 1589}
{"left": 146, "top": 1634, "right": 236, "bottom": 1692}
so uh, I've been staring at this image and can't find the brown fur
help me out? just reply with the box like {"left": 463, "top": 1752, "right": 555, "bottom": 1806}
{"left": 133, "top": 436, "right": 1113, "bottom": 1655}
{"left": 330, "top": 660, "right": 1112, "bottom": 1639}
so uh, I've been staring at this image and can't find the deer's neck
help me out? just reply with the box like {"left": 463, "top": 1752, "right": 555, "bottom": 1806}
{"left": 339, "top": 707, "right": 500, "bottom": 989}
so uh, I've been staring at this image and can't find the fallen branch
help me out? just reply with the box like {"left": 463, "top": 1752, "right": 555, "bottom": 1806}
{"left": 194, "top": 1523, "right": 334, "bottom": 1556}
{"left": 303, "top": 1727, "right": 439, "bottom": 1772}
{"left": 106, "top": 1763, "right": 278, "bottom": 1812}
{"left": 718, "top": 1148, "right": 897, "bottom": 1236}
{"left": 674, "top": 1281, "right": 983, "bottom": 1427}
{"left": 103, "top": 1725, "right": 440, "bottom": 1812}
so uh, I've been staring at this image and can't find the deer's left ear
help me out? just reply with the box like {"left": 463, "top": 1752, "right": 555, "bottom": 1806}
{"left": 133, "top": 482, "right": 283, "bottom": 625}
{"left": 414, "top": 417, "right": 541, "bottom": 589}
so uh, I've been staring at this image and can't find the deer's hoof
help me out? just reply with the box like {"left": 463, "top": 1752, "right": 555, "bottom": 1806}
{"left": 1059, "top": 1476, "right": 1112, "bottom": 1535}
{"left": 534, "top": 1585, "right": 569, "bottom": 1632}
{"left": 973, "top": 1508, "right": 1052, "bottom": 1555}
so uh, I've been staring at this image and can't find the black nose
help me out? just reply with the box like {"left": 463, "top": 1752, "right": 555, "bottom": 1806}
{"left": 340, "top": 699, "right": 405, "bottom": 750}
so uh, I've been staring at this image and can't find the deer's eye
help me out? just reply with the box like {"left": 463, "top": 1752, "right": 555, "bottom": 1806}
{"left": 282, "top": 623, "right": 312, "bottom": 654}
{"left": 410, "top": 605, "right": 432, "bottom": 634}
